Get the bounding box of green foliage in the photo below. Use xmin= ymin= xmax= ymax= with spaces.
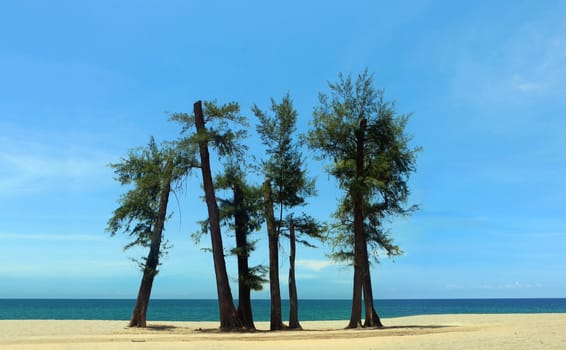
xmin=215 ymin=163 xmax=264 ymax=234
xmin=245 ymin=265 xmax=269 ymax=291
xmin=308 ymin=70 xmax=419 ymax=263
xmin=106 ymin=137 xmax=196 ymax=253
xmin=329 ymin=195 xmax=403 ymax=264
xmin=170 ymin=100 xmax=248 ymax=160
xmin=253 ymin=94 xmax=316 ymax=209
xmin=217 ymin=162 xmax=267 ymax=290
xmin=190 ymin=161 xmax=264 ymax=242
xmin=279 ymin=214 xmax=326 ymax=248
xmin=254 ymin=94 xmax=324 ymax=245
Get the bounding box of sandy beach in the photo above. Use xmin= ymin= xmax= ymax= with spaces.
xmin=1 ymin=314 xmax=565 ymax=350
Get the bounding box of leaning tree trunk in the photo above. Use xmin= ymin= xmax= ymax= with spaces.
xmin=194 ymin=100 xmax=242 ymax=331
xmin=234 ymin=183 xmax=255 ymax=330
xmin=129 ymin=161 xmax=173 ymax=327
xmin=347 ymin=119 xmax=368 ymax=329
xmin=361 ymin=237 xmax=383 ymax=328
xmin=263 ymin=180 xmax=285 ymax=331
xmin=288 ymin=218 xmax=302 ymax=329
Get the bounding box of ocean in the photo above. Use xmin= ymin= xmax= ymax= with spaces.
xmin=1 ymin=299 xmax=565 ymax=321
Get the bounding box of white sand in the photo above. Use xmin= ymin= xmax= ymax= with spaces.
xmin=1 ymin=314 xmax=565 ymax=349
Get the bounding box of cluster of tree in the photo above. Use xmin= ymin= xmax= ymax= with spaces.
xmin=107 ymin=70 xmax=419 ymax=331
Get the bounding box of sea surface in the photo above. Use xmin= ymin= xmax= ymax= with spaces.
xmin=1 ymin=298 xmax=565 ymax=321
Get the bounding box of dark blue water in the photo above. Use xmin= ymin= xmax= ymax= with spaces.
xmin=1 ymin=299 xmax=565 ymax=321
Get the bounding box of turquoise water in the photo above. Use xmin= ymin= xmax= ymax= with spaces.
xmin=1 ymin=299 xmax=565 ymax=321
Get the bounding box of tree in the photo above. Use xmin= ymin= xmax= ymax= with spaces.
xmin=107 ymin=137 xmax=195 ymax=327
xmin=171 ymin=100 xmax=248 ymax=331
xmin=308 ymin=71 xmax=419 ymax=328
xmin=261 ymin=179 xmax=283 ymax=330
xmin=280 ymin=214 xmax=324 ymax=329
xmin=254 ymin=94 xmax=322 ymax=330
xmin=194 ymin=161 xmax=267 ymax=330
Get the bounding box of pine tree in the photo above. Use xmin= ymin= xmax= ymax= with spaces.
xmin=308 ymin=70 xmax=419 ymax=328
xmin=254 ymin=94 xmax=323 ymax=330
xmin=107 ymin=137 xmax=195 ymax=327
xmin=171 ymin=100 xmax=248 ymax=331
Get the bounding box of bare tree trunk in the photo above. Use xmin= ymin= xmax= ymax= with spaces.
xmin=129 ymin=161 xmax=173 ymax=327
xmin=346 ymin=192 xmax=364 ymax=329
xmin=288 ymin=218 xmax=302 ymax=329
xmin=263 ymin=180 xmax=285 ymax=331
xmin=347 ymin=119 xmax=367 ymax=329
xmin=234 ymin=183 xmax=255 ymax=330
xmin=194 ymin=100 xmax=242 ymax=331
xmin=362 ymin=239 xmax=383 ymax=328
xmin=129 ymin=268 xmax=155 ymax=327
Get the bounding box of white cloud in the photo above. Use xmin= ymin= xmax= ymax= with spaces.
xmin=295 ymin=259 xmax=335 ymax=272
xmin=0 ymin=233 xmax=104 ymax=241
xmin=502 ymin=281 xmax=544 ymax=289
xmin=0 ymin=135 xmax=114 ymax=197
xmin=445 ymin=283 xmax=463 ymax=290
xmin=449 ymin=14 xmax=566 ymax=113
xmin=475 ymin=282 xmax=544 ymax=290
xmin=295 ymin=273 xmax=318 ymax=280
xmin=511 ymin=74 xmax=546 ymax=93
xmin=0 ymin=259 xmax=134 ymax=277
xmin=332 ymin=279 xmax=351 ymax=285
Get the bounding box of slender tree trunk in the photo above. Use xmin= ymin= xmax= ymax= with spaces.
xmin=347 ymin=190 xmax=364 ymax=329
xmin=347 ymin=119 xmax=367 ymax=329
xmin=288 ymin=217 xmax=302 ymax=329
xmin=361 ymin=238 xmax=383 ymax=328
xmin=263 ymin=180 xmax=285 ymax=330
xmin=129 ymin=161 xmax=173 ymax=327
xmin=234 ymin=183 xmax=255 ymax=330
xmin=194 ymin=100 xmax=242 ymax=331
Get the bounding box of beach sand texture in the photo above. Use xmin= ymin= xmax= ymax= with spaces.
xmin=1 ymin=314 xmax=565 ymax=349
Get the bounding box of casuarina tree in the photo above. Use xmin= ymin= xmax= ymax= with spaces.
xmin=254 ymin=94 xmax=322 ymax=330
xmin=171 ymin=100 xmax=248 ymax=331
xmin=194 ymin=160 xmax=267 ymax=330
xmin=308 ymin=71 xmax=419 ymax=328
xmin=107 ymin=137 xmax=195 ymax=327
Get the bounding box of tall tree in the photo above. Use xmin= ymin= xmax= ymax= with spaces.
xmin=171 ymin=100 xmax=248 ymax=331
xmin=308 ymin=71 xmax=419 ymax=328
xmin=261 ymin=179 xmax=283 ymax=330
xmin=253 ymin=94 xmax=321 ymax=330
xmin=107 ymin=137 xmax=195 ymax=327
xmin=280 ymin=214 xmax=324 ymax=329
xmin=195 ymin=161 xmax=267 ymax=330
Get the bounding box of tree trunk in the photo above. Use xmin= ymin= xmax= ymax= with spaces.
xmin=194 ymin=100 xmax=242 ymax=331
xmin=346 ymin=191 xmax=364 ymax=329
xmin=347 ymin=119 xmax=367 ymax=329
xmin=288 ymin=217 xmax=302 ymax=329
xmin=129 ymin=161 xmax=173 ymax=327
xmin=234 ymin=182 xmax=255 ymax=330
xmin=263 ymin=180 xmax=285 ymax=331
xmin=362 ymin=238 xmax=383 ymax=328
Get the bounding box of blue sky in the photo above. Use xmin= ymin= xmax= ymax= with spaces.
xmin=1 ymin=0 xmax=565 ymax=299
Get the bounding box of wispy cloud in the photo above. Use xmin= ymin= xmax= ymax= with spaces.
xmin=510 ymin=74 xmax=546 ymax=93
xmin=332 ymin=279 xmax=351 ymax=285
xmin=295 ymin=259 xmax=335 ymax=272
xmin=0 ymin=259 xmax=134 ymax=277
xmin=449 ymin=14 xmax=566 ymax=114
xmin=295 ymin=273 xmax=318 ymax=280
xmin=0 ymin=233 xmax=104 ymax=241
xmin=0 ymin=134 xmax=114 ymax=197
xmin=476 ymin=282 xmax=544 ymax=290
